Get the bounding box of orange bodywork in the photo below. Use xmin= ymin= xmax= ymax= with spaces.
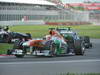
xmin=29 ymin=40 xmax=46 ymax=47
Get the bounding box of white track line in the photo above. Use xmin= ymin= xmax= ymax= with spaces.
xmin=0 ymin=59 xmax=100 ymax=65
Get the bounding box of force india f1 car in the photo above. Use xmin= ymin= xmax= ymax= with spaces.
xmin=8 ymin=27 xmax=92 ymax=58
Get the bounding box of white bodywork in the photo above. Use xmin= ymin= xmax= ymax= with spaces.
xmin=33 ymin=50 xmax=50 ymax=56
xmin=12 ymin=49 xmax=23 ymax=55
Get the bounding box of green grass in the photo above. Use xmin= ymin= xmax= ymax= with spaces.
xmin=10 ymin=25 xmax=100 ymax=38
xmin=0 ymin=43 xmax=13 ymax=54
xmin=0 ymin=25 xmax=100 ymax=54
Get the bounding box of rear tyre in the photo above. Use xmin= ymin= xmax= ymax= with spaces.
xmin=74 ymin=40 xmax=85 ymax=55
xmin=3 ymin=34 xmax=11 ymax=43
xmin=84 ymin=36 xmax=90 ymax=43
xmin=90 ymin=43 xmax=92 ymax=48
xmin=82 ymin=36 xmax=92 ymax=48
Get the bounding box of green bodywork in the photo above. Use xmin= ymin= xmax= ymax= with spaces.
xmin=53 ymin=39 xmax=67 ymax=55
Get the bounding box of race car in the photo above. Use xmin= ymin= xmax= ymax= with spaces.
xmin=55 ymin=27 xmax=92 ymax=49
xmin=8 ymin=27 xmax=86 ymax=58
xmin=0 ymin=27 xmax=31 ymax=43
xmin=0 ymin=32 xmax=31 ymax=43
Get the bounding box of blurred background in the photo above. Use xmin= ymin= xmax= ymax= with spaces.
xmin=0 ymin=0 xmax=100 ymax=26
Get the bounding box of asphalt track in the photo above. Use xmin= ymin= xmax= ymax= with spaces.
xmin=0 ymin=39 xmax=100 ymax=75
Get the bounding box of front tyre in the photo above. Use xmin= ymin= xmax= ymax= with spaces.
xmin=15 ymin=55 xmax=24 ymax=58
xmin=49 ymin=42 xmax=56 ymax=57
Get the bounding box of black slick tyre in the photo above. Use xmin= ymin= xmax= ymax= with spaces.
xmin=15 ymin=55 xmax=24 ymax=58
xmin=74 ymin=40 xmax=85 ymax=55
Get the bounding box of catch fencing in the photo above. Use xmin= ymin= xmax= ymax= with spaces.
xmin=89 ymin=13 xmax=100 ymax=25
xmin=0 ymin=9 xmax=91 ymax=26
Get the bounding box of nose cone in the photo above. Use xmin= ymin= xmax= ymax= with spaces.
xmin=22 ymin=40 xmax=38 ymax=46
xmin=22 ymin=41 xmax=30 ymax=46
xmin=29 ymin=40 xmax=44 ymax=46
xmin=22 ymin=40 xmax=33 ymax=46
xmin=22 ymin=40 xmax=45 ymax=47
